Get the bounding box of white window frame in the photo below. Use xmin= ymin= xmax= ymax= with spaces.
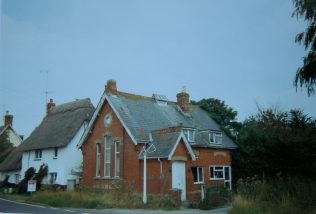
xmin=209 ymin=132 xmax=223 ymax=144
xmin=114 ymin=141 xmax=120 ymax=177
xmin=183 ymin=128 xmax=196 ymax=143
xmin=96 ymin=143 xmax=101 ymax=177
xmin=209 ymin=165 xmax=232 ymax=190
xmin=35 ymin=149 xmax=42 ymax=160
xmin=192 ymin=167 xmax=204 ymax=184
xmin=104 ymin=135 xmax=111 ymax=177
xmin=209 ymin=165 xmax=225 ymax=180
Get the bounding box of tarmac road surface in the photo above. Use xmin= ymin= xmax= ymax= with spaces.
xmin=0 ymin=197 xmax=229 ymax=214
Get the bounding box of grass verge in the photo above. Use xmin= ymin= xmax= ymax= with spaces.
xmin=0 ymin=186 xmax=179 ymax=210
xmin=229 ymin=177 xmax=316 ymax=214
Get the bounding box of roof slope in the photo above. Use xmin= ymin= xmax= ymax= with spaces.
xmin=108 ymin=92 xmax=236 ymax=149
xmin=0 ymin=147 xmax=22 ymax=172
xmin=80 ymin=90 xmax=236 ymax=149
xmin=20 ymin=98 xmax=95 ymax=151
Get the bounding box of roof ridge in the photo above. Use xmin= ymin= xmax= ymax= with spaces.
xmin=49 ymin=98 xmax=92 ymax=114
xmin=151 ymin=126 xmax=182 ymax=135
xmin=116 ymin=91 xmax=153 ymax=101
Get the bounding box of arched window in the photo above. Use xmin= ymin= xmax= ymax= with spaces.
xmin=104 ymin=135 xmax=112 ymax=177
xmin=114 ymin=141 xmax=120 ymax=177
xmin=96 ymin=143 xmax=101 ymax=177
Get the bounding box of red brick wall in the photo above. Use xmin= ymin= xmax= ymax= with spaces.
xmin=81 ymin=97 xmax=233 ymax=203
xmin=81 ymin=98 xmax=141 ymax=190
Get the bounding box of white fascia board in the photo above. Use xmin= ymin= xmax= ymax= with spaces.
xmin=77 ymin=92 xmax=138 ymax=148
xmin=168 ymin=131 xmax=196 ymax=161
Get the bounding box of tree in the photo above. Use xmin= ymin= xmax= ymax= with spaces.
xmin=233 ymin=107 xmax=316 ymax=182
xmin=0 ymin=131 xmax=13 ymax=163
xmin=292 ymin=0 xmax=316 ymax=96
xmin=18 ymin=167 xmax=36 ymax=193
xmin=192 ymin=98 xmax=241 ymax=138
xmin=33 ymin=164 xmax=48 ymax=190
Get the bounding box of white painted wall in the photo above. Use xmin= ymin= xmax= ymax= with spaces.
xmin=0 ymin=170 xmax=21 ymax=184
xmin=7 ymin=129 xmax=22 ymax=147
xmin=21 ymin=124 xmax=85 ymax=186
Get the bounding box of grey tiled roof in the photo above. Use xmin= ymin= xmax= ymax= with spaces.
xmin=107 ymin=92 xmax=237 ymax=149
xmin=20 ymin=98 xmax=95 ymax=151
xmin=139 ymin=129 xmax=182 ymax=159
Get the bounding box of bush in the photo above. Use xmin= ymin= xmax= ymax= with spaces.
xmin=230 ymin=177 xmax=316 ymax=214
xmin=18 ymin=167 xmax=35 ymax=193
xmin=33 ymin=164 xmax=48 ymax=191
xmin=199 ymin=184 xmax=232 ymax=210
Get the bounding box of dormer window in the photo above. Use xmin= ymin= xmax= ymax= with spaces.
xmin=183 ymin=128 xmax=196 ymax=142
xmin=209 ymin=131 xmax=222 ymax=144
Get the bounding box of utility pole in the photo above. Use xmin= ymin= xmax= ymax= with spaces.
xmin=143 ymin=133 xmax=153 ymax=205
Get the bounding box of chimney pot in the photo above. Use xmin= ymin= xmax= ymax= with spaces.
xmin=47 ymin=98 xmax=56 ymax=114
xmin=177 ymin=90 xmax=190 ymax=113
xmin=4 ymin=111 xmax=13 ymax=127
xmin=105 ymin=79 xmax=117 ymax=94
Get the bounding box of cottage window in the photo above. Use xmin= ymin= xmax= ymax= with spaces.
xmin=209 ymin=165 xmax=231 ymax=190
xmin=53 ymin=147 xmax=58 ymax=159
xmin=104 ymin=135 xmax=112 ymax=177
xmin=183 ymin=129 xmax=196 ymax=142
xmin=50 ymin=172 xmax=57 ymax=184
xmin=96 ymin=143 xmax=101 ymax=177
xmin=192 ymin=167 xmax=204 ymax=184
xmin=35 ymin=149 xmax=42 ymax=160
xmin=114 ymin=141 xmax=120 ymax=177
xmin=209 ymin=132 xmax=222 ymax=144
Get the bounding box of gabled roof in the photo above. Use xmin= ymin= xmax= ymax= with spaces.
xmin=78 ymin=88 xmax=237 ymax=150
xmin=20 ymin=98 xmax=95 ymax=151
xmin=138 ymin=127 xmax=196 ymax=160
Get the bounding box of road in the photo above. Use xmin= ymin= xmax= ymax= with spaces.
xmin=0 ymin=198 xmax=229 ymax=214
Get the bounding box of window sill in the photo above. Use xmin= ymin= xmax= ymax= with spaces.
xmin=53 ymin=157 xmax=57 ymax=159
xmin=34 ymin=158 xmax=41 ymax=161
xmin=210 ymin=178 xmax=224 ymax=181
xmin=93 ymin=176 xmax=121 ymax=180
xmin=194 ymin=181 xmax=204 ymax=185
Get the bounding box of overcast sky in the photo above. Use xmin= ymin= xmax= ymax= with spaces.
xmin=1 ymin=0 xmax=315 ymax=138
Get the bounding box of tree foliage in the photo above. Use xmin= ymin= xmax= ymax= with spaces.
xmin=0 ymin=131 xmax=13 ymax=163
xmin=192 ymin=98 xmax=241 ymax=138
xmin=33 ymin=164 xmax=48 ymax=191
xmin=292 ymin=0 xmax=316 ymax=95
xmin=233 ymin=108 xmax=316 ymax=181
xmin=18 ymin=167 xmax=36 ymax=193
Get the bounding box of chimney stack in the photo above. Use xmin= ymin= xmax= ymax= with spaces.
xmin=177 ymin=88 xmax=190 ymax=113
xmin=4 ymin=111 xmax=13 ymax=127
xmin=105 ymin=79 xmax=117 ymax=95
xmin=46 ymin=98 xmax=56 ymax=114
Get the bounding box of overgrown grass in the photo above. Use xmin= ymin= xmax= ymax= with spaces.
xmin=199 ymin=184 xmax=232 ymax=210
xmin=230 ymin=177 xmax=316 ymax=214
xmin=0 ymin=181 xmax=179 ymax=210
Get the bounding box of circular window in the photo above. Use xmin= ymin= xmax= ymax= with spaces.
xmin=104 ymin=113 xmax=112 ymax=127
